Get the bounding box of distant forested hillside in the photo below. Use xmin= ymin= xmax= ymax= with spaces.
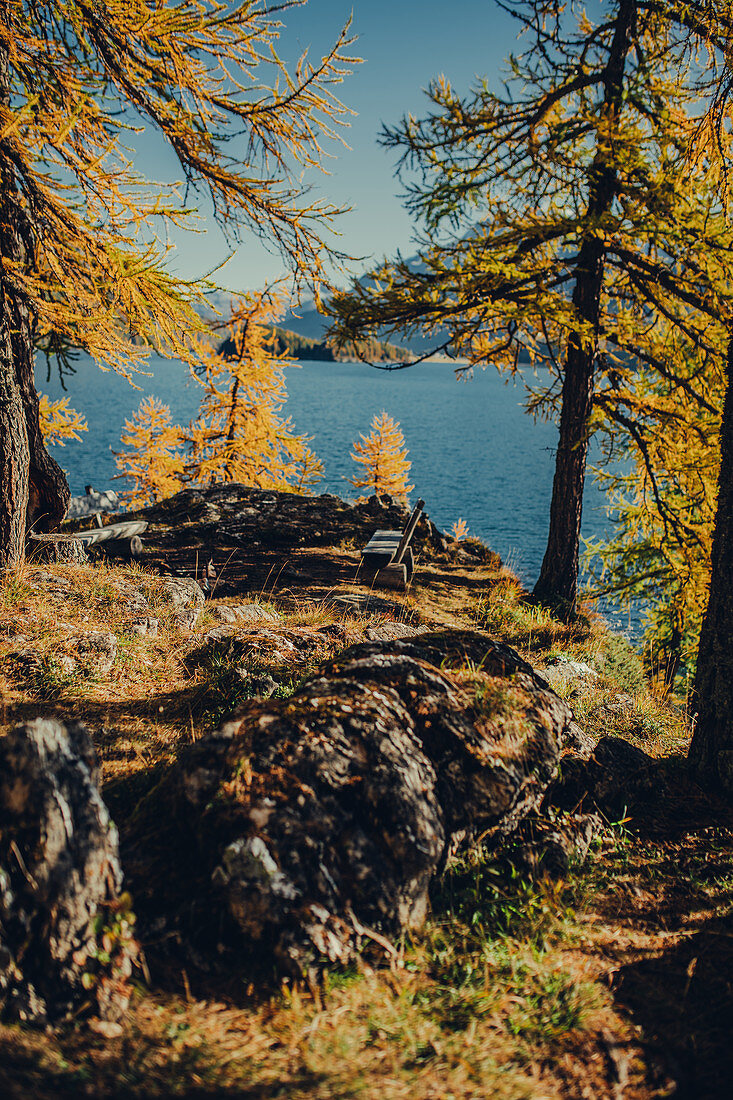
xmin=219 ymin=324 xmax=411 ymax=363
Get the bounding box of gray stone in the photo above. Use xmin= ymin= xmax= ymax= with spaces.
xmin=121 ymin=590 xmax=150 ymax=614
xmin=66 ymin=487 xmax=120 ymax=519
xmin=364 ymin=621 xmax=426 ymax=643
xmin=129 ymin=617 xmax=159 ymax=638
xmin=71 ymin=630 xmax=117 ymax=674
xmin=186 ymin=626 xmax=312 ymax=672
xmin=540 ymin=654 xmax=599 ymax=688
xmin=209 ymin=603 xmax=280 ymax=626
xmin=0 ymin=719 xmax=135 ymax=1024
xmin=172 ymin=607 xmax=202 ymax=631
xmin=161 ymin=577 xmax=205 ymax=610
xmin=26 ymin=570 xmax=69 ymax=589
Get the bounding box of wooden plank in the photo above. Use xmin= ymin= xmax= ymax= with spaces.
xmin=29 ymin=520 xmax=148 ymax=546
xmin=374 ymin=562 xmax=409 ymax=589
xmin=363 ymin=530 xmax=402 ymax=554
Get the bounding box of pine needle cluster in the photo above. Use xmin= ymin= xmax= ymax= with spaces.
xmin=38 ymin=395 xmax=88 ymax=447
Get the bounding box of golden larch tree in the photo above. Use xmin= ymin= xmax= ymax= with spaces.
xmin=115 ymin=396 xmax=186 ymax=510
xmin=186 ymin=291 xmax=324 ymax=491
xmin=0 ymin=1 xmax=357 ymax=564
xmin=328 ymin=1 xmax=733 ymax=619
xmin=349 ymin=411 xmax=413 ymax=503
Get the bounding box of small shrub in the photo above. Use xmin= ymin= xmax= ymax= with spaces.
xmin=598 ymin=633 xmax=646 ymax=693
xmin=507 ymin=966 xmax=596 ymax=1039
xmin=0 ymin=574 xmax=32 ymax=609
xmin=31 ymin=653 xmax=90 ymax=699
xmin=197 ymin=652 xmax=298 ymax=727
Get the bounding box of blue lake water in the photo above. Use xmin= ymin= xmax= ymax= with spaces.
xmin=38 ymin=354 xmax=635 ymax=631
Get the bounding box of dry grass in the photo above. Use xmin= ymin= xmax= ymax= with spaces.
xmin=0 ymin=547 xmax=729 ymax=1098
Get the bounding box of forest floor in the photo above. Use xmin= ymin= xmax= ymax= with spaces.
xmin=0 ymin=527 xmax=731 ymax=1099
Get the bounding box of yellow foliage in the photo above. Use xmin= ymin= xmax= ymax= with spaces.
xmin=349 ymin=411 xmax=414 ymax=503
xmin=2 ymin=2 xmax=358 ymax=382
xmin=586 ymin=321 xmax=727 ymax=688
xmin=115 ymin=396 xmax=185 ymax=510
xmin=115 ymin=293 xmax=324 ymax=503
xmin=451 ymin=518 xmax=469 ymax=540
xmin=38 ymin=394 xmax=87 ymax=446
xmin=186 ymin=291 xmax=323 ymax=492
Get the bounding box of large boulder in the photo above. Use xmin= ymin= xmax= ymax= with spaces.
xmin=0 ymin=720 xmax=136 ymax=1025
xmin=132 ymin=632 xmax=573 ymax=976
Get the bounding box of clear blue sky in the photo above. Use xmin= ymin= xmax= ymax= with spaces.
xmin=137 ymin=1 xmax=521 ymax=292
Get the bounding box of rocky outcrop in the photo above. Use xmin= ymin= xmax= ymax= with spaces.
xmin=126 ymin=486 xmax=457 ymax=591
xmin=66 ymin=487 xmax=120 ymax=519
xmin=160 ymin=576 xmax=205 ymax=609
xmin=133 ymin=631 xmax=573 ymax=977
xmin=209 ymin=603 xmax=281 ymax=626
xmin=547 ymin=735 xmax=663 ymax=819
xmin=0 ymin=720 xmax=136 ymax=1025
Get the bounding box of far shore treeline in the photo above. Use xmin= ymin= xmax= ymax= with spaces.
xmin=220 ymin=324 xmax=412 ymax=365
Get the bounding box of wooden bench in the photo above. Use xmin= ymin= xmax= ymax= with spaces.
xmin=360 ymin=499 xmax=425 ymax=589
xmin=29 ymin=520 xmax=148 ymax=560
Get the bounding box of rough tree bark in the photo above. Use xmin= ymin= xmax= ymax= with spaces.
xmin=689 ymin=335 xmax=733 ymax=795
xmin=0 ymin=35 xmax=69 ymax=567
xmin=533 ymin=0 xmax=636 ymax=617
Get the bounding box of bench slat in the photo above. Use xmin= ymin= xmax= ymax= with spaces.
xmin=363 ymin=530 xmax=402 ymax=553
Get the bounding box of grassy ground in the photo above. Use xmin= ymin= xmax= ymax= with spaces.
xmin=0 ymin=542 xmax=731 ymax=1098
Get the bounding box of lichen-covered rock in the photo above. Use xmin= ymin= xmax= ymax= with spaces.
xmin=364 ymin=620 xmax=425 ymax=642
xmin=540 ymin=654 xmax=599 ymax=689
xmin=185 ymin=626 xmax=321 ymax=674
xmin=209 ymin=603 xmax=281 ymax=626
xmin=129 ymin=617 xmax=159 ymax=637
xmin=66 ymin=487 xmax=120 ymax=519
xmin=139 ymin=631 xmax=572 ymax=976
xmin=161 ymin=577 xmax=205 ymax=610
xmin=0 ymin=720 xmax=136 ymax=1025
xmin=71 ymin=630 xmax=118 ymax=674
xmin=171 ymin=607 xmax=202 ymax=631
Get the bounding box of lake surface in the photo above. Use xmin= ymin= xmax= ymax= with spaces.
xmin=38 ymin=354 xmax=634 ymax=631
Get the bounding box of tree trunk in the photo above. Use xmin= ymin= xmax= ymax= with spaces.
xmin=689 ymin=335 xmax=733 ymax=795
xmin=0 ymin=292 xmax=30 ymax=566
xmin=0 ymin=36 xmax=68 ymax=568
xmin=532 ymin=0 xmax=636 ymax=618
xmin=532 ymin=257 xmax=600 ymax=616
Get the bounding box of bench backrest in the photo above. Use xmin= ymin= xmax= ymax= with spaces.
xmin=391 ymin=499 xmax=425 ymax=565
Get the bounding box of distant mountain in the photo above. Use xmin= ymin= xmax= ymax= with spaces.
xmin=280 ymin=297 xmax=449 ymax=358
xmin=199 ymin=264 xmax=458 ymax=359
xmin=219 ymin=324 xmax=412 ymax=364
